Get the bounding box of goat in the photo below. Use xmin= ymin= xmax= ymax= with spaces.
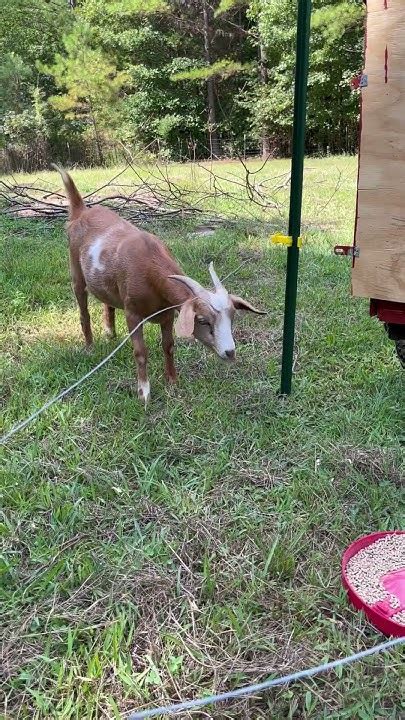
xmin=53 ymin=165 xmax=266 ymax=404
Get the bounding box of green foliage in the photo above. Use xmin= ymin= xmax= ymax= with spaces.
xmin=3 ymin=109 xmax=42 ymax=146
xmin=0 ymin=53 xmax=33 ymax=116
xmin=0 ymin=0 xmax=71 ymax=68
xmin=312 ymin=1 xmax=364 ymax=39
xmin=215 ymin=0 xmax=247 ymax=16
xmin=0 ymin=0 xmax=72 ymax=166
xmin=0 ymin=0 xmax=365 ymax=167
xmin=121 ymin=57 xmax=206 ymax=152
xmin=41 ymin=23 xmax=130 ymax=134
xmin=81 ymin=0 xmax=169 ymax=18
xmin=171 ymin=59 xmax=247 ymax=81
xmin=244 ymin=0 xmax=363 ymax=152
xmin=154 ymin=113 xmax=183 ymax=140
xmin=2 ymin=87 xmax=49 ymax=142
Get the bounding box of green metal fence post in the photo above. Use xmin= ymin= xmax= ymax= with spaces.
xmin=280 ymin=0 xmax=312 ymax=395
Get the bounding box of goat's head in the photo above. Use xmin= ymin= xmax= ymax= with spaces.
xmin=170 ymin=263 xmax=266 ymax=362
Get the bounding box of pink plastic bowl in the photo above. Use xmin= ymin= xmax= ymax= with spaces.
xmin=342 ymin=530 xmax=405 ymax=637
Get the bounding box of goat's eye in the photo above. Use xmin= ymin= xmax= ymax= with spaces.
xmin=196 ymin=316 xmax=209 ymax=325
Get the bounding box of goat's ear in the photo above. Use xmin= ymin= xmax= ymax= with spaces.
xmin=230 ymin=295 xmax=267 ymax=315
xmin=175 ymin=300 xmax=196 ymax=338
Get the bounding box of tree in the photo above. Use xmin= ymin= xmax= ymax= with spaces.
xmin=202 ymin=0 xmax=220 ymax=157
xmin=77 ymin=0 xmax=200 ymax=156
xmin=0 ymin=0 xmax=70 ymax=68
xmin=0 ymin=54 xmax=33 ymax=116
xmin=0 ymin=0 xmax=73 ymax=168
xmin=250 ymin=0 xmax=364 ymax=153
xmin=168 ymin=0 xmax=254 ymax=157
xmin=216 ymin=0 xmax=270 ymax=156
xmin=258 ymin=40 xmax=270 ymax=158
xmin=0 ymin=0 xmax=71 ymax=126
xmin=216 ymin=0 xmax=363 ymax=154
xmin=41 ymin=23 xmax=130 ymax=164
xmin=0 ymin=0 xmax=365 ymax=168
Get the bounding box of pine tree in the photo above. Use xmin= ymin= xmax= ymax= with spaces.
xmin=41 ymin=23 xmax=130 ymax=164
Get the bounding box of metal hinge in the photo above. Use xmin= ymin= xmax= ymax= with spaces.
xmin=334 ymin=245 xmax=360 ymax=258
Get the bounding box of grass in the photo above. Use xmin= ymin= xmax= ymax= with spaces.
xmin=1 ymin=156 xmax=404 ymax=720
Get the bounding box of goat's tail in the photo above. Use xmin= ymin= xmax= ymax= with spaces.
xmin=51 ymin=164 xmax=84 ymax=220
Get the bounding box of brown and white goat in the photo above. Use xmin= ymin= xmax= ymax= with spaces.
xmin=54 ymin=165 xmax=265 ymax=403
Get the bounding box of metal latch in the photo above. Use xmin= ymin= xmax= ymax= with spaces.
xmin=334 ymin=245 xmax=359 ymax=258
xmin=350 ymin=73 xmax=368 ymax=90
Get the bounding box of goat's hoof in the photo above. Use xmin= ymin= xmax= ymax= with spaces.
xmin=138 ymin=380 xmax=151 ymax=407
xmin=84 ymin=344 xmax=93 ymax=354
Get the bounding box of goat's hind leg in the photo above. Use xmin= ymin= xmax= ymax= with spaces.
xmin=103 ymin=304 xmax=116 ymax=339
xmin=71 ymin=270 xmax=93 ymax=349
xmin=125 ymin=307 xmax=150 ymax=405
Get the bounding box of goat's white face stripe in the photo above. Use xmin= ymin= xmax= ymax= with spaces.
xmin=214 ymin=311 xmax=235 ymax=357
xmin=202 ymin=289 xmax=236 ymax=357
xmin=209 ymin=289 xmax=229 ymax=312
xmin=88 ymin=235 xmax=106 ymax=272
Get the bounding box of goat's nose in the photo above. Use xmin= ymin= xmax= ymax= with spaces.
xmin=225 ymin=349 xmax=236 ymax=361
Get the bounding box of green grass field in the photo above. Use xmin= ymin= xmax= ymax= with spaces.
xmin=1 ymin=156 xmax=404 ymax=719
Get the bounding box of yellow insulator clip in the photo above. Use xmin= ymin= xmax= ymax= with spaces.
xmin=270 ymin=233 xmax=303 ymax=248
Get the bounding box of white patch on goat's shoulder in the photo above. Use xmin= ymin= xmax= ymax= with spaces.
xmin=88 ymin=235 xmax=106 ymax=272
xmin=138 ymin=379 xmax=151 ymax=406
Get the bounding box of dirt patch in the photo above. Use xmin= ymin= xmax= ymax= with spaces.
xmin=232 ymin=459 xmax=286 ymax=489
xmin=234 ymin=326 xmax=281 ymax=352
xmin=237 ymin=248 xmax=265 ymax=261
xmin=190 ymin=225 xmax=217 ymax=236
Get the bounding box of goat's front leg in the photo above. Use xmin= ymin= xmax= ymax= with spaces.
xmin=103 ymin=304 xmax=116 ymax=339
xmin=125 ymin=308 xmax=150 ymax=405
xmin=71 ymin=270 xmax=93 ymax=348
xmin=161 ymin=312 xmax=177 ymax=384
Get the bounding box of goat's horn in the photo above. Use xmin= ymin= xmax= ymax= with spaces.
xmin=208 ymin=262 xmax=224 ymax=291
xmin=169 ymin=274 xmax=206 ymax=298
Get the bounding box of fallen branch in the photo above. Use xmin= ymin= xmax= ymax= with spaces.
xmin=0 ymin=153 xmax=289 ymax=223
